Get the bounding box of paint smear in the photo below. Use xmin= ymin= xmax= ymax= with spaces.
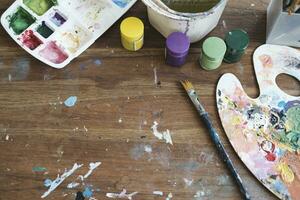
xmin=151 ymin=121 xmax=173 ymax=145
xmin=153 ymin=191 xmax=163 ymax=196
xmin=39 ymin=41 xmax=68 ymax=64
xmin=67 ymin=182 xmax=80 ymax=189
xmin=44 ymin=179 xmax=52 ymax=187
xmin=9 ymin=7 xmax=36 ymax=35
xmin=166 ymin=193 xmax=173 ymax=200
xmin=183 ymin=178 xmax=194 ymax=187
xmin=106 ymin=189 xmax=138 ymax=199
xmin=83 ymin=162 xmax=101 ymax=179
xmin=32 ymin=166 xmax=47 ymax=172
xmin=83 ymin=186 xmax=93 ymax=198
xmin=50 ymin=11 xmax=67 ymax=27
xmin=216 ymin=174 xmax=230 ymax=185
xmin=41 ymin=163 xmax=83 ymax=198
xmin=64 ymin=96 xmax=77 ymax=107
xmin=21 ymin=30 xmax=43 ymax=50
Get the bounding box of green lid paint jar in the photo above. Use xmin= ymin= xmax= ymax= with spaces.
xmin=224 ymin=29 xmax=249 ymax=63
xmin=200 ymin=37 xmax=226 ymax=70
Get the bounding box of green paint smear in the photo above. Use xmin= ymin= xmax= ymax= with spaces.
xmin=37 ymin=22 xmax=53 ymax=38
xmin=161 ymin=0 xmax=220 ymax=13
xmin=23 ymin=0 xmax=56 ymax=16
xmin=32 ymin=166 xmax=47 ymax=172
xmin=274 ymin=106 xmax=300 ymax=151
xmin=9 ymin=7 xmax=36 ymax=35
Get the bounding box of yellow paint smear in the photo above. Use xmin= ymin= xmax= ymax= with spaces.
xmin=277 ymin=162 xmax=295 ymax=184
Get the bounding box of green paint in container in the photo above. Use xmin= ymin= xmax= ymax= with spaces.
xmin=23 ymin=0 xmax=56 ymax=16
xmin=8 ymin=7 xmax=36 ymax=35
xmin=224 ymin=29 xmax=249 ymax=63
xmin=200 ymin=37 xmax=226 ymax=70
xmin=37 ymin=21 xmax=53 ymax=38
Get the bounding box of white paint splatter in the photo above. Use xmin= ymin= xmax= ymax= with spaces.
xmin=67 ymin=182 xmax=80 ymax=189
xmin=83 ymin=162 xmax=101 ymax=179
xmin=151 ymin=121 xmax=173 ymax=145
xmin=153 ymin=191 xmax=163 ymax=196
xmin=5 ymin=135 xmax=9 ymax=141
xmin=118 ymin=118 xmax=123 ymax=123
xmin=222 ymin=20 xmax=227 ymax=30
xmin=216 ymin=174 xmax=230 ymax=185
xmin=84 ymin=126 xmax=88 ymax=132
xmin=183 ymin=178 xmax=194 ymax=187
xmin=144 ymin=145 xmax=152 ymax=153
xmin=194 ymin=191 xmax=205 ymax=198
xmin=251 ymin=3 xmax=255 ymax=6
xmin=41 ymin=163 xmax=83 ymax=198
xmin=153 ymin=67 xmax=158 ymax=85
xmin=106 ymin=189 xmax=138 ymax=199
xmin=166 ymin=193 xmax=173 ymax=200
xmin=8 ymin=74 xmax=11 ymax=82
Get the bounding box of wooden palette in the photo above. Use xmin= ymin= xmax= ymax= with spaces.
xmin=216 ymin=44 xmax=300 ymax=200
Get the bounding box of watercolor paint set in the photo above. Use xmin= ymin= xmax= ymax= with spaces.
xmin=1 ymin=0 xmax=137 ymax=68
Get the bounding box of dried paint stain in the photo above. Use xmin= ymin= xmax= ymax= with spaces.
xmin=39 ymin=41 xmax=68 ymax=64
xmin=64 ymin=96 xmax=77 ymax=107
xmin=41 ymin=163 xmax=83 ymax=198
xmin=151 ymin=121 xmax=173 ymax=145
xmin=106 ymin=189 xmax=138 ymax=199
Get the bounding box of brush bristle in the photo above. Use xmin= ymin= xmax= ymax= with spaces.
xmin=180 ymin=80 xmax=194 ymax=91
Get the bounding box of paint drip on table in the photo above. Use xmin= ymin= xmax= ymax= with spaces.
xmin=0 ymin=0 xmax=137 ymax=68
xmin=42 ymin=162 xmax=101 ymax=198
xmin=217 ymin=44 xmax=300 ymax=200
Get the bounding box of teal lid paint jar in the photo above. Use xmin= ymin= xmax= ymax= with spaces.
xmin=200 ymin=37 xmax=226 ymax=70
xmin=224 ymin=29 xmax=249 ymax=63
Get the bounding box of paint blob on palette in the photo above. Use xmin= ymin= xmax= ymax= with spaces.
xmin=216 ymin=44 xmax=300 ymax=200
xmin=0 ymin=0 xmax=137 ymax=68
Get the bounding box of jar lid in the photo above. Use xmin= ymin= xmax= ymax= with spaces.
xmin=225 ymin=29 xmax=249 ymax=51
xmin=120 ymin=17 xmax=144 ymax=41
xmin=166 ymin=32 xmax=190 ymax=56
xmin=202 ymin=37 xmax=226 ymax=61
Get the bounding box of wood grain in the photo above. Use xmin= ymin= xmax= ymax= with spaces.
xmin=0 ymin=0 xmax=299 ymax=200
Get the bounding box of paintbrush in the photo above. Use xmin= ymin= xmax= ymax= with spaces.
xmin=288 ymin=0 xmax=300 ymax=14
xmin=180 ymin=80 xmax=251 ymax=200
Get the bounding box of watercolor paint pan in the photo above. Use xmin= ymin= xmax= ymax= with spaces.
xmin=1 ymin=0 xmax=137 ymax=69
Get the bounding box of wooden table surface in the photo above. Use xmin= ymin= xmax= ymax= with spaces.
xmin=0 ymin=0 xmax=299 ymax=199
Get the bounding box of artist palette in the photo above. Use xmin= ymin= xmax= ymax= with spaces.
xmin=217 ymin=44 xmax=300 ymax=199
xmin=1 ymin=0 xmax=137 ymax=68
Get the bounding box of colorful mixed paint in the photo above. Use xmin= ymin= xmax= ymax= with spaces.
xmin=1 ymin=0 xmax=137 ymax=68
xmin=217 ymin=44 xmax=300 ymax=200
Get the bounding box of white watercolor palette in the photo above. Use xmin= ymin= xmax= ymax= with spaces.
xmin=1 ymin=0 xmax=137 ymax=69
xmin=217 ymin=44 xmax=300 ymax=199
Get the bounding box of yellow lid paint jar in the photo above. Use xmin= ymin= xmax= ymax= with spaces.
xmin=120 ymin=17 xmax=144 ymax=51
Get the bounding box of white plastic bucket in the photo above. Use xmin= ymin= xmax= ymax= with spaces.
xmin=142 ymin=0 xmax=228 ymax=43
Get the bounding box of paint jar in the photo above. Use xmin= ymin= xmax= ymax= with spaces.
xmin=165 ymin=32 xmax=190 ymax=67
xmin=199 ymin=37 xmax=226 ymax=70
xmin=224 ymin=29 xmax=249 ymax=63
xmin=120 ymin=17 xmax=144 ymax=51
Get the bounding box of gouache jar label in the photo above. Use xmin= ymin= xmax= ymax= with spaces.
xmin=120 ymin=17 xmax=144 ymax=51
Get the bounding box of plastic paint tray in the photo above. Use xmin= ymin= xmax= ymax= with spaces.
xmin=1 ymin=0 xmax=137 ymax=69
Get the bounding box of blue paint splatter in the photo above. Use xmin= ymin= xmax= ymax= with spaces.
xmin=278 ymin=101 xmax=286 ymax=108
xmin=64 ymin=96 xmax=77 ymax=107
xmin=94 ymin=59 xmax=102 ymax=66
xmin=83 ymin=187 xmax=93 ymax=198
xmin=112 ymin=0 xmax=131 ymax=8
xmin=44 ymin=179 xmax=52 ymax=187
xmin=32 ymin=166 xmax=47 ymax=172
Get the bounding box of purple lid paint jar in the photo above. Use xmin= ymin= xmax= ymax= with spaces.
xmin=165 ymin=32 xmax=190 ymax=67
